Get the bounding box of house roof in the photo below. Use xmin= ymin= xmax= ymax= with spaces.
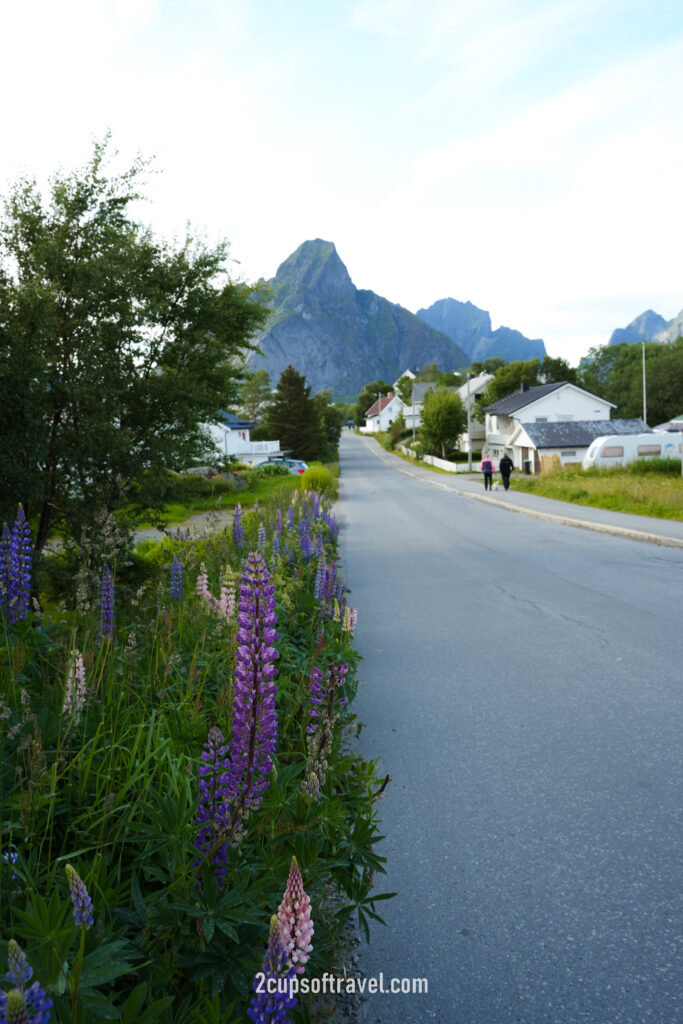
xmin=483 ymin=381 xmax=565 ymax=413
xmin=365 ymin=392 xmax=394 ymax=417
xmin=217 ymin=411 xmax=256 ymax=429
xmin=517 ymin=418 xmax=652 ymax=449
xmin=409 ymin=382 xmax=458 ymax=404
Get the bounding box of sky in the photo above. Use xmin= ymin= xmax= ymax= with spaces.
xmin=2 ymin=0 xmax=683 ymax=366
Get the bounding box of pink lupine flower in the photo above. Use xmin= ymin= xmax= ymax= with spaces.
xmin=278 ymin=856 xmax=313 ymax=974
xmin=196 ymin=565 xmax=211 ymax=602
xmin=63 ymin=652 xmax=87 ymax=725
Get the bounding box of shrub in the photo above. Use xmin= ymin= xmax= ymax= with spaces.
xmin=301 ymin=465 xmax=336 ymax=496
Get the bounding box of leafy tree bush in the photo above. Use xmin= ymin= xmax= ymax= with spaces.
xmin=263 ymin=365 xmax=327 ymax=461
xmin=419 ymin=388 xmax=466 ymax=458
xmin=0 ymin=136 xmax=266 ymax=554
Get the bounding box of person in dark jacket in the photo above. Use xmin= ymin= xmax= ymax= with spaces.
xmin=480 ymin=455 xmax=495 ymax=490
xmin=499 ymin=453 xmax=513 ymax=490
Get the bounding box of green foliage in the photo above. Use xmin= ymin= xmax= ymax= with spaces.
xmin=312 ymin=390 xmax=344 ymax=461
xmin=476 ymin=359 xmax=541 ymax=415
xmin=578 ymin=338 xmax=683 ymax=424
xmin=0 ymin=489 xmax=389 ymax=1020
xmin=0 ymin=136 xmax=266 ymax=552
xmin=237 ymin=369 xmax=272 ymax=422
xmin=300 ymin=465 xmax=336 ymax=496
xmin=419 ymin=388 xmax=466 ymax=458
xmin=394 ymin=374 xmax=414 ymax=405
xmin=263 ymin=365 xmax=327 ymax=461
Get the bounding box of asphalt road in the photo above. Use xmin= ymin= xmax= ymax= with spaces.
xmin=337 ymin=433 xmax=683 ymax=1024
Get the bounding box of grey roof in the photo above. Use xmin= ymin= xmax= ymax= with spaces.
xmin=519 ymin=418 xmax=652 ymax=449
xmin=484 ymin=381 xmax=565 ymax=413
xmin=410 ymin=382 xmax=457 ymax=403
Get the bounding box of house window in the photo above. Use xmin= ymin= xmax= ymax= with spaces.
xmin=637 ymin=444 xmax=661 ymax=456
xmin=535 ymin=417 xmax=548 ymax=423
xmin=600 ymin=445 xmax=624 ymax=458
xmin=561 ymin=450 xmax=576 ymax=457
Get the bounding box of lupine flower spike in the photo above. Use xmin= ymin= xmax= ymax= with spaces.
xmin=247 ymin=916 xmax=296 ymax=1024
xmin=0 ymin=507 xmax=33 ymax=624
xmin=170 ymin=555 xmax=183 ymax=600
xmin=278 ymin=857 xmax=314 ymax=974
xmin=65 ymin=864 xmax=94 ymax=928
xmin=232 ymin=503 xmax=245 ymax=550
xmin=97 ymin=565 xmax=115 ymax=642
xmin=62 ymin=653 xmax=87 ymax=725
xmin=194 ymin=726 xmax=232 ymax=885
xmin=0 ymin=939 xmax=52 ymax=1024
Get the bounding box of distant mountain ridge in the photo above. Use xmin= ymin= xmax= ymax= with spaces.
xmin=416 ymin=297 xmax=546 ymax=363
xmin=609 ymin=308 xmax=683 ymax=345
xmin=250 ymin=240 xmax=469 ymax=398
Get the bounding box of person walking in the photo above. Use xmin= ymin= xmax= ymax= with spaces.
xmin=499 ymin=452 xmax=513 ymax=490
xmin=480 ymin=454 xmax=495 ymax=491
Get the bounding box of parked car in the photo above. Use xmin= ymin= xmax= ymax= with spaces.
xmin=582 ymin=432 xmax=682 ymax=470
xmin=261 ymin=458 xmax=309 ymax=475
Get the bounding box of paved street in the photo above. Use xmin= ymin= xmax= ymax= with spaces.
xmin=337 ymin=433 xmax=683 ymax=1024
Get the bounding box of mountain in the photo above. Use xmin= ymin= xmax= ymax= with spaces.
xmin=608 ymin=308 xmax=683 ymax=345
xmin=416 ymin=297 xmax=546 ymax=363
xmin=249 ymin=240 xmax=469 ymax=398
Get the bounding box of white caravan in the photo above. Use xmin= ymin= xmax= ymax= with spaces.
xmin=582 ymin=432 xmax=683 ymax=470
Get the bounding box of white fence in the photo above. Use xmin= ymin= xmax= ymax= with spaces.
xmin=397 ymin=445 xmax=473 ymax=473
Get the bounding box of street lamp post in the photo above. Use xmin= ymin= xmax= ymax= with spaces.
xmin=467 ymin=373 xmax=472 ymax=472
xmin=642 ymin=341 xmax=648 ymax=426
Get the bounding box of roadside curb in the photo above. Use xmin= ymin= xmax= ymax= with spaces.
xmin=361 ymin=437 xmax=683 ymax=550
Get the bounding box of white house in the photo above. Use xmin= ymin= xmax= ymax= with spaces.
xmin=510 ymin=418 xmax=651 ymax=473
xmin=206 ymin=411 xmax=281 ymax=464
xmin=483 ymin=382 xmax=616 ymax=471
xmin=361 ymin=393 xmax=400 ymax=433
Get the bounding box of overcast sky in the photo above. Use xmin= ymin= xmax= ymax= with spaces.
xmin=2 ymin=0 xmax=683 ymax=365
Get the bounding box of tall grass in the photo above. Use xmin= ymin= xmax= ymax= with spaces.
xmin=511 ymin=459 xmax=683 ymax=519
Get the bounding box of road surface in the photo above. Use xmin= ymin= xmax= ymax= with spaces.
xmin=337 ymin=433 xmax=683 ymax=1024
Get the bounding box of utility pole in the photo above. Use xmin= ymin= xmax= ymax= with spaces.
xmin=467 ymin=373 xmax=473 ymax=472
xmin=642 ymin=341 xmax=647 ymax=426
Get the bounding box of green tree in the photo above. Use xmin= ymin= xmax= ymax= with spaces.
xmin=395 ymin=373 xmax=414 ymax=405
xmin=470 ymin=357 xmax=505 ymax=376
xmin=578 ymin=338 xmax=683 ymax=424
xmin=419 ymin=388 xmax=466 ymax=458
xmin=313 ymin=390 xmax=345 ymax=460
xmin=476 ymin=359 xmax=541 ymax=419
xmin=264 ymin=365 xmax=327 ymax=460
xmin=354 ymin=379 xmax=391 ymax=427
xmin=540 ymin=355 xmax=577 ymax=384
xmin=0 ymin=138 xmax=266 ymax=552
xmin=238 ymin=368 xmax=272 ymax=421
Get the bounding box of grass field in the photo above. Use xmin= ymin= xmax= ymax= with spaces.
xmin=510 ymin=460 xmax=683 ymax=520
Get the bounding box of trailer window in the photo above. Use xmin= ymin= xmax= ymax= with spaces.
xmin=600 ymin=445 xmax=623 ymax=458
xmin=637 ymin=444 xmax=661 ymax=455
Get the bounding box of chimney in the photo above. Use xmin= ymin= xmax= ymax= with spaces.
xmin=522 ymin=381 xmax=530 ymax=392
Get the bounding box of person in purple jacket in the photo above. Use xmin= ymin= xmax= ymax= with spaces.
xmin=480 ymin=454 xmax=495 ymax=490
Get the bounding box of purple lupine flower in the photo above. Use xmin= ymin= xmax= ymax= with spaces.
xmin=278 ymin=858 xmax=314 ymax=974
xmin=298 ymin=517 xmax=312 ymax=562
xmin=313 ymin=555 xmax=326 ymax=601
xmin=286 ymin=505 xmax=295 ymax=530
xmin=275 ymin=508 xmax=283 ymax=535
xmin=170 ymin=555 xmax=183 ymax=600
xmin=65 ymin=864 xmax=94 ymax=928
xmin=257 ymin=522 xmax=266 ymax=554
xmin=226 ymin=553 xmax=279 ymax=835
xmin=0 ymin=508 xmax=33 ymax=624
xmin=232 ymin=503 xmax=245 ymax=550
xmin=97 ymin=565 xmax=115 ymax=643
xmin=195 ymin=726 xmax=232 ymax=885
xmin=272 ymin=533 xmax=280 ymax=558
xmin=1 ymin=939 xmax=52 ymax=1024
xmin=247 ymin=916 xmax=297 ymax=1024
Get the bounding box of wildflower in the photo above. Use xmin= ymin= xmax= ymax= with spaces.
xmin=303 ymin=663 xmax=349 ymax=794
xmin=257 ymin=522 xmax=266 ymax=553
xmin=65 ymin=864 xmax=94 ymax=928
xmin=313 ymin=554 xmax=326 ymax=601
xmin=2 ymin=850 xmax=18 ymax=882
xmin=170 ymin=555 xmax=183 ymax=600
xmin=272 ymin=533 xmax=280 ymax=558
xmin=275 ymin=508 xmax=283 ymax=535
xmin=0 ymin=939 xmax=52 ymax=1024
xmin=0 ymin=507 xmax=33 ymax=624
xmin=286 ymin=505 xmax=295 ymax=530
xmin=195 ymin=726 xmax=232 ymax=885
xmin=97 ymin=565 xmax=115 ymax=643
xmin=298 ymin=517 xmax=312 ymax=562
xmin=226 ymin=553 xmax=279 ymax=835
xmin=278 ymin=857 xmax=314 ymax=974
xmin=342 ymin=606 xmax=358 ymax=633
xmin=62 ymin=653 xmax=87 ymax=726
xmin=247 ymin=916 xmax=296 ymax=1024
xmin=232 ymin=503 xmax=245 ymax=550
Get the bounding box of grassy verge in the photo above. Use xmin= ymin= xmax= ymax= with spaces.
xmin=509 ymin=460 xmax=683 ymax=520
